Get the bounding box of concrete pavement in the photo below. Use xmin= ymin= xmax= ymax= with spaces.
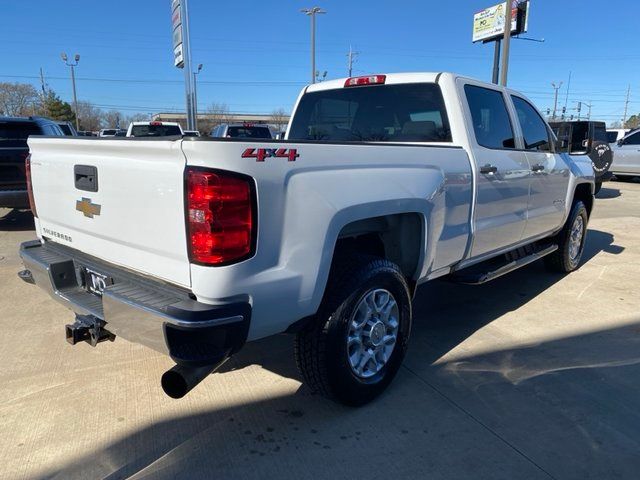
xmin=1 ymin=179 xmax=640 ymax=479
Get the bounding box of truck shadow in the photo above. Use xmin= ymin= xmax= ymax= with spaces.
xmin=35 ymin=228 xmax=628 ymax=480
xmin=41 ymin=322 xmax=640 ymax=479
xmin=0 ymin=208 xmax=34 ymax=232
xmin=596 ymin=187 xmax=621 ymax=199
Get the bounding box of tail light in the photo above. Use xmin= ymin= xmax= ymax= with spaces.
xmin=186 ymin=168 xmax=255 ymax=265
xmin=344 ymin=75 xmax=386 ymax=87
xmin=25 ymin=154 xmax=37 ymax=217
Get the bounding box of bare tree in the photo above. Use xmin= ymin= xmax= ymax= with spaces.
xmin=75 ymin=101 xmax=103 ymax=132
xmin=101 ymin=110 xmax=122 ymax=129
xmin=270 ymin=107 xmax=289 ymax=132
xmin=0 ymin=82 xmax=39 ymax=116
xmin=202 ymin=102 xmax=232 ymax=133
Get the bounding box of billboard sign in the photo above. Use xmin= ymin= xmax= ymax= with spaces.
xmin=171 ymin=0 xmax=184 ymax=68
xmin=472 ymin=1 xmax=529 ymax=43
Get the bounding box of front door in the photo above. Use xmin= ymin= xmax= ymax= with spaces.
xmin=510 ymin=95 xmax=571 ymax=238
xmin=462 ymin=83 xmax=531 ymax=257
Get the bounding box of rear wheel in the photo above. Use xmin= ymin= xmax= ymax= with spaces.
xmin=294 ymin=254 xmax=412 ymax=406
xmin=545 ymin=201 xmax=589 ymax=273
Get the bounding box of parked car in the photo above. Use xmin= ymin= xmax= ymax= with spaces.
xmin=0 ymin=116 xmax=63 ymax=209
xmin=126 ymin=121 xmax=183 ymax=137
xmin=19 ymin=72 xmax=594 ymax=405
xmin=210 ymin=123 xmax=272 ymax=139
xmin=610 ymin=129 xmax=640 ymax=180
xmin=607 ymin=128 xmax=630 ymax=144
xmin=56 ymin=121 xmax=78 ymax=136
xmin=183 ymin=130 xmax=201 ymax=137
xmin=549 ymin=121 xmax=613 ymax=193
xmin=114 ymin=129 xmax=127 ymax=137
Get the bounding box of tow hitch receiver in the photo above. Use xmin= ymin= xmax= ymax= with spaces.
xmin=66 ymin=314 xmax=115 ymax=347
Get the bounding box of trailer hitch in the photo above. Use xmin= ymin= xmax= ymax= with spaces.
xmin=65 ymin=314 xmax=115 ymax=347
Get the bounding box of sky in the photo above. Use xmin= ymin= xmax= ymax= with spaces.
xmin=2 ymin=0 xmax=638 ymax=125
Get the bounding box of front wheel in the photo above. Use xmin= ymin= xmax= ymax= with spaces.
xmin=295 ymin=255 xmax=412 ymax=406
xmin=545 ymin=201 xmax=589 ymax=273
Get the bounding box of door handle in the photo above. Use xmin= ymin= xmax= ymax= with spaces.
xmin=480 ymin=164 xmax=498 ymax=174
xmin=531 ymin=164 xmax=545 ymax=173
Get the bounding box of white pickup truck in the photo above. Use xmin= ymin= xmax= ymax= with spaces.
xmin=19 ymin=73 xmax=595 ymax=405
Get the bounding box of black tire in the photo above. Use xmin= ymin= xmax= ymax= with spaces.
xmin=594 ymin=181 xmax=602 ymax=195
xmin=544 ymin=201 xmax=589 ymax=273
xmin=294 ymin=254 xmax=412 ymax=406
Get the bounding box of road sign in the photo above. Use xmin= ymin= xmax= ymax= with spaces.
xmin=171 ymin=0 xmax=184 ymax=68
xmin=472 ymin=1 xmax=529 ymax=43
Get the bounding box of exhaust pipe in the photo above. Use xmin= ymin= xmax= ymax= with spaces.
xmin=161 ymin=360 xmax=227 ymax=399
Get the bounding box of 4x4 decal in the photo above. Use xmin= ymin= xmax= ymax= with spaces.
xmin=242 ymin=148 xmax=299 ymax=162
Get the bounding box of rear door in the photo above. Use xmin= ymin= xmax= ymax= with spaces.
xmin=510 ymin=95 xmax=570 ymax=238
xmin=461 ymin=82 xmax=531 ymax=257
xmin=28 ymin=137 xmax=191 ymax=287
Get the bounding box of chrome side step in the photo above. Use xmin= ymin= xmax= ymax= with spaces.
xmin=451 ymin=244 xmax=558 ymax=285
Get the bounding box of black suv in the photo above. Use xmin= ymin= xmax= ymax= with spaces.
xmin=0 ymin=117 xmax=63 ymax=209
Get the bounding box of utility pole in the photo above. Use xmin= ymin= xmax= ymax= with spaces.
xmin=61 ymin=53 xmax=80 ymax=131
xmin=347 ymin=45 xmax=359 ymax=77
xmin=39 ymin=67 xmax=48 ymax=116
xmin=491 ymin=39 xmax=501 ymax=84
xmin=551 ymin=82 xmax=563 ymax=120
xmin=563 ymin=71 xmax=571 ymax=111
xmin=499 ymin=1 xmax=512 ymax=86
xmin=622 ymin=85 xmax=631 ymax=128
xmin=192 ymin=63 xmax=203 ymax=131
xmin=301 ymin=7 xmax=326 ymax=84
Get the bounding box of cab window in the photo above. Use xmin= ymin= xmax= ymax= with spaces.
xmin=464 ymin=85 xmax=515 ymax=149
xmin=511 ymin=96 xmax=552 ymax=152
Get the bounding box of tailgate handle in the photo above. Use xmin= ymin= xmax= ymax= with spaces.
xmin=74 ymin=165 xmax=98 ymax=192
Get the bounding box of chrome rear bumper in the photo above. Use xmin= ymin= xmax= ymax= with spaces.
xmin=19 ymin=240 xmax=250 ymax=367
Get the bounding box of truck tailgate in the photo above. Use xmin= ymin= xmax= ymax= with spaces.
xmin=28 ymin=137 xmax=191 ymax=287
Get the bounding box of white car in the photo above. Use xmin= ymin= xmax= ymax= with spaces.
xmin=126 ymin=121 xmax=183 ymax=137
xmin=606 ymin=128 xmax=630 ymax=144
xmin=611 ymin=129 xmax=640 ymax=179
xmin=20 ymin=72 xmax=594 ymax=405
xmin=98 ymin=129 xmax=117 ymax=137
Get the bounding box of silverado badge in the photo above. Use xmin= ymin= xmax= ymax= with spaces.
xmin=76 ymin=197 xmax=101 ymax=218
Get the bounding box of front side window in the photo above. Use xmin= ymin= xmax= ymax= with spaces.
xmin=464 ymin=85 xmax=515 ymax=149
xmin=511 ymin=96 xmax=552 ymax=152
xmin=288 ymin=83 xmax=452 ymax=143
xmin=623 ymin=132 xmax=640 ymax=145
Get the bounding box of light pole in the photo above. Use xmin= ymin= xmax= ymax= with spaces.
xmin=61 ymin=52 xmax=80 ymax=131
xmin=192 ymin=63 xmax=203 ymax=131
xmin=551 ymin=82 xmax=563 ymax=120
xmin=301 ymin=7 xmax=326 ymax=84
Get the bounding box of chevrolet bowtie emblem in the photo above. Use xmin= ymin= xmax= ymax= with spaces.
xmin=76 ymin=197 xmax=101 ymax=218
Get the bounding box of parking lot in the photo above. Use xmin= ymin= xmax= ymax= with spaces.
xmin=0 ymin=180 xmax=639 ymax=480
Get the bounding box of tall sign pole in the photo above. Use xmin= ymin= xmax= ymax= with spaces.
xmin=499 ymin=1 xmax=511 ymax=86
xmin=172 ymin=0 xmax=195 ymax=130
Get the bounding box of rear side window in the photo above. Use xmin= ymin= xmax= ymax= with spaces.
xmin=464 ymin=85 xmax=515 ymax=149
xmin=226 ymin=126 xmax=272 ymax=138
xmin=288 ymin=83 xmax=452 ymax=142
xmin=511 ymin=96 xmax=552 ymax=152
xmin=606 ymin=131 xmax=618 ymax=143
xmin=0 ymin=122 xmax=40 ymax=142
xmin=130 ymin=124 xmax=182 ymax=137
xmin=592 ymin=124 xmax=608 ymax=143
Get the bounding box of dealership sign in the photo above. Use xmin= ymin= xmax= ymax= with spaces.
xmin=472 ymin=1 xmax=529 ymax=43
xmin=171 ymin=0 xmax=184 ymax=68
